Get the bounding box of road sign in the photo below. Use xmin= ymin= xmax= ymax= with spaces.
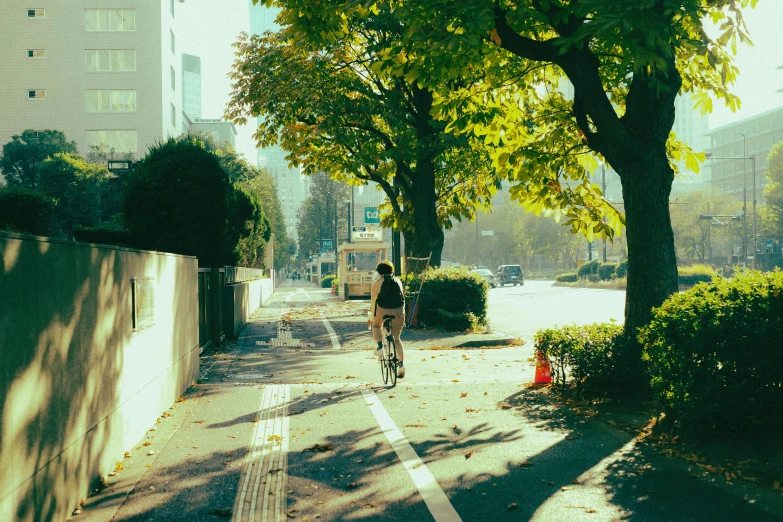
xmin=364 ymin=207 xmax=380 ymax=224
xmin=351 ymin=226 xmax=382 ymax=242
xmin=321 ymin=239 xmax=333 ymax=250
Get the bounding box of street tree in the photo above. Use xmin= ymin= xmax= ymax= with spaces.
xmin=295 ymin=172 xmax=349 ymax=261
xmin=762 ymin=141 xmax=783 ymax=238
xmin=226 ymin=11 xmax=499 ymax=267
xmin=0 ymin=130 xmax=78 ymax=188
xmin=669 ymin=191 xmax=740 ymax=262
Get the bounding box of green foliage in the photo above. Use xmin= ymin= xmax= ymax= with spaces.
xmin=616 ymin=261 xmax=628 ymax=278
xmin=72 ymin=226 xmax=136 ymax=248
xmin=124 ymin=137 xmax=262 ymax=267
xmin=230 ymin=185 xmax=271 ymax=268
xmin=321 ymin=274 xmax=337 ymax=288
xmin=763 ymin=141 xmax=783 ymax=238
xmin=597 ymin=262 xmax=618 ymax=281
xmin=677 ymin=263 xmax=716 ymax=285
xmin=0 ymin=187 xmax=55 ymax=236
xmin=535 ymin=322 xmax=625 ymax=395
xmin=0 ymin=129 xmax=78 ymax=188
xmin=577 ymin=260 xmax=600 ymax=278
xmin=296 ymin=172 xmax=349 ymax=260
xmin=555 ymin=272 xmax=578 ymax=283
xmin=639 ymin=271 xmax=783 ymax=438
xmin=670 ymin=191 xmax=741 ymax=262
xmin=417 ymin=267 xmax=487 ymax=331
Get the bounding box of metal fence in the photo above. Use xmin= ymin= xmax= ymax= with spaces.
xmin=224 ymin=266 xmax=267 ymax=285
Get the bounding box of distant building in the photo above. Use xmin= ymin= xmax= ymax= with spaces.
xmin=671 ymin=92 xmax=711 ymax=194
xmin=186 ymin=119 xmax=237 ymax=149
xmin=181 ymin=53 xmax=202 ymax=123
xmin=706 ymin=106 xmax=783 ymax=205
xmin=0 ymin=1 xmax=185 ymax=159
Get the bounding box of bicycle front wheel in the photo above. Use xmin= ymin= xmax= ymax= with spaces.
xmin=380 ymin=345 xmax=390 ymax=385
xmin=387 ymin=336 xmax=397 ymax=387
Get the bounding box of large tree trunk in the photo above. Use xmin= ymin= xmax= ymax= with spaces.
xmin=403 ymin=164 xmax=444 ymax=270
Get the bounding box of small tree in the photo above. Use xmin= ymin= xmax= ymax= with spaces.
xmin=124 ymin=137 xmax=261 ymax=267
xmin=0 ymin=130 xmax=78 ymax=188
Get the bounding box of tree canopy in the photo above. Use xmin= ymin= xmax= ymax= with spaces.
xmin=0 ymin=129 xmax=78 ymax=188
xmin=295 ymin=171 xmax=349 ymax=261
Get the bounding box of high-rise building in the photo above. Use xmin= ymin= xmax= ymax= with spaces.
xmin=670 ymin=92 xmax=711 ymax=195
xmin=248 ymin=0 xmax=308 ymax=242
xmin=0 ymin=1 xmax=185 ymax=159
xmin=181 ymin=53 xmax=202 ymax=123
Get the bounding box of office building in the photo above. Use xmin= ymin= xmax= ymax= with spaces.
xmin=0 ymin=1 xmax=186 ymax=159
xmin=181 ymin=53 xmax=201 ymax=123
xmin=186 ymin=118 xmax=237 ymax=149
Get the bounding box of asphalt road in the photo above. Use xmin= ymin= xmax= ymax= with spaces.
xmin=77 ymin=281 xmax=783 ymax=522
xmin=487 ymin=280 xmax=626 ymax=342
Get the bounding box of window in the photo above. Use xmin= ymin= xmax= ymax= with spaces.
xmin=85 ymin=49 xmax=136 ymax=72
xmin=171 ymin=104 xmax=176 ymax=127
xmin=86 ymin=130 xmax=137 ymax=153
xmin=28 ymin=89 xmax=46 ymax=99
xmin=85 ymin=90 xmax=136 ymax=113
xmin=84 ymin=9 xmax=135 ymax=31
xmin=170 ymin=30 xmax=175 ymax=54
xmin=170 ymin=66 xmax=175 ymax=90
xmin=27 ymin=8 xmax=45 ymax=18
xmin=27 ymin=49 xmax=46 ymax=58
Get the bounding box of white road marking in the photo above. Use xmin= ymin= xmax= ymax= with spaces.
xmin=362 ymin=388 xmax=463 ymax=522
xmin=319 ymin=311 xmax=342 ymax=350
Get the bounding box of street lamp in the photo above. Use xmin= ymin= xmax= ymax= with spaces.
xmin=704 ymin=151 xmax=756 ymax=268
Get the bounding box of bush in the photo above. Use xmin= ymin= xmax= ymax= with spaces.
xmin=417 ymin=267 xmax=487 ymax=331
xmin=616 ymin=261 xmax=628 ymax=278
xmin=535 ymin=322 xmax=625 ymax=395
xmin=0 ymin=187 xmax=55 ymax=236
xmin=639 ymin=271 xmax=783 ymax=438
xmin=597 ymin=262 xmax=617 ymax=281
xmin=677 ymin=263 xmax=716 ymax=286
xmin=321 ymin=274 xmax=337 ymax=288
xmin=73 ymin=226 xmax=135 ymax=248
xmin=577 ymin=259 xmax=600 ymax=278
xmin=555 ymin=272 xmax=578 ymax=283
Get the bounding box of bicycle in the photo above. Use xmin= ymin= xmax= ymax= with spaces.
xmin=380 ymin=314 xmax=399 ymax=386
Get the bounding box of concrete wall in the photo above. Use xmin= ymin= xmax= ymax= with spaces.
xmin=223 ymin=278 xmax=275 ymax=340
xmin=0 ymin=231 xmax=199 ymax=522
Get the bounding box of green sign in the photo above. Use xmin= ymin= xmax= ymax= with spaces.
xmin=322 ymin=239 xmax=333 ymax=250
xmin=364 ymin=207 xmax=380 ymax=224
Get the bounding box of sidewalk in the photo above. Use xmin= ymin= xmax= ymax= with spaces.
xmin=75 ymin=282 xmax=783 ymax=521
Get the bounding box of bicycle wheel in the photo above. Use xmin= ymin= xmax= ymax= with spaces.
xmin=380 ymin=341 xmax=390 ymax=384
xmin=387 ymin=336 xmax=397 ymax=387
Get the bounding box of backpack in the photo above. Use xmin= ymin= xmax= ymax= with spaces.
xmin=376 ymin=274 xmax=404 ymax=309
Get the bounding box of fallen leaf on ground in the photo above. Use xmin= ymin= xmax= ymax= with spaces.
xmin=451 ymin=379 xmax=460 ymax=382
xmin=405 ymin=424 xmax=427 ymax=428
xmin=507 ymin=503 xmax=519 ymax=510
xmin=465 ymin=451 xmax=473 ymax=459
xmin=460 ymin=392 xmax=468 ymax=398
xmin=192 ymin=419 xmax=206 ymax=424
xmin=303 ymin=443 xmax=334 ymax=453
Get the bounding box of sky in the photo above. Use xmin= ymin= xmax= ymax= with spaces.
xmin=179 ymin=1 xmax=783 ymax=163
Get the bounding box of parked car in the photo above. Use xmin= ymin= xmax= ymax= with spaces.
xmin=496 ymin=264 xmax=524 ymax=286
xmin=471 ymin=268 xmax=497 ymax=288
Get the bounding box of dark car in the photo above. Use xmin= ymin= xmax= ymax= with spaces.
xmin=497 ymin=265 xmax=524 ymax=286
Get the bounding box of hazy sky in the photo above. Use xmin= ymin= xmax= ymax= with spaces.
xmin=181 ymin=1 xmax=783 ymax=162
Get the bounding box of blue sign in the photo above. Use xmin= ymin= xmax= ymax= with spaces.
xmin=364 ymin=207 xmax=380 ymax=224
xmin=321 ymin=239 xmax=333 ymax=250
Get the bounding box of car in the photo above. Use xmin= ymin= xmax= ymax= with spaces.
xmin=496 ymin=264 xmax=524 ymax=286
xmin=470 ymin=268 xmax=497 ymax=288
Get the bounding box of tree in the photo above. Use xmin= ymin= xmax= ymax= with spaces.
xmin=36 ymin=153 xmax=110 ymax=237
xmin=295 ymin=172 xmax=349 ymax=261
xmin=763 ymin=141 xmax=783 ymax=238
xmin=0 ymin=130 xmax=78 ymax=187
xmin=669 ymin=191 xmax=740 ymax=263
xmin=124 ymin=137 xmax=264 ymax=267
xmin=226 ymin=12 xmax=499 ymax=268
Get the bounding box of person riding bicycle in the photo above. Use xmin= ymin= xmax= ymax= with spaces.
xmin=369 ymin=260 xmax=406 ymax=378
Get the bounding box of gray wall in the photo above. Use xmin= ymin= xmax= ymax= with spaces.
xmin=0 ymin=232 xmax=199 ymax=522
xmin=223 ymin=278 xmax=274 ymax=340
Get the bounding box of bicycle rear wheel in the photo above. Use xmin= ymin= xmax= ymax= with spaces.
xmin=387 ymin=336 xmax=397 ymax=387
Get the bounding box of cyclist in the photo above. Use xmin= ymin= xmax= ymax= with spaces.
xmin=369 ymin=260 xmax=406 ymax=378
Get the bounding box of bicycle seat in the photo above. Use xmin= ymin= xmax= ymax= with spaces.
xmin=383 ymin=314 xmax=396 ymax=320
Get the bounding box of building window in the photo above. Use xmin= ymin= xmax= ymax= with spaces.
xmin=171 ymin=104 xmax=176 ymax=127
xmin=84 ymin=9 xmax=135 ymax=31
xmin=27 ymin=49 xmax=46 ymax=58
xmin=27 ymin=8 xmax=45 ymax=18
xmin=86 ymin=130 xmax=138 ymax=153
xmin=170 ymin=67 xmax=175 ymax=90
xmin=85 ymin=49 xmax=136 ymax=72
xmin=170 ymin=30 xmax=175 ymax=54
xmin=28 ymin=89 xmax=46 ymax=99
xmin=85 ymin=90 xmax=137 ymax=113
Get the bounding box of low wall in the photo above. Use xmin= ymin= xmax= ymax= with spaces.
xmin=0 ymin=232 xmax=199 ymax=522
xmin=223 ymin=278 xmax=275 ymax=340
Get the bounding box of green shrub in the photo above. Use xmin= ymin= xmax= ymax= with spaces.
xmin=73 ymin=226 xmax=135 ymax=247
xmin=616 ymin=261 xmax=628 ymax=278
xmin=597 ymin=262 xmax=618 ymax=281
xmin=639 ymin=271 xmax=783 ymax=438
xmin=321 ymin=274 xmax=337 ymax=288
xmin=578 ymin=260 xmax=600 ymax=278
xmin=417 ymin=267 xmax=487 ymax=331
xmin=677 ymin=263 xmax=716 ymax=286
xmin=535 ymin=322 xmax=625 ymax=395
xmin=0 ymin=187 xmax=55 ymax=236
xmin=555 ymin=272 xmax=578 ymax=283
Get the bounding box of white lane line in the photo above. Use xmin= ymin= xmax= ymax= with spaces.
xmin=319 ymin=311 xmax=342 ymax=350
xmin=362 ymin=389 xmax=463 ymax=522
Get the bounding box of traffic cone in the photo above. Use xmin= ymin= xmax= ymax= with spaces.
xmin=534 ymin=351 xmax=552 ymax=384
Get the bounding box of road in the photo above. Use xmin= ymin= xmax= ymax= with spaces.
xmin=79 ymin=281 xmax=782 ymax=522
xmin=487 ymin=280 xmax=626 ymax=342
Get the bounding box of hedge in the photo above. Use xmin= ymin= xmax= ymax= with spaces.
xmin=417 ymin=267 xmax=487 ymax=331
xmin=597 ymin=262 xmax=617 ymax=281
xmin=321 ymin=274 xmax=337 ymax=288
xmin=677 ymin=263 xmax=716 ymax=286
xmin=555 ymin=272 xmax=578 ymax=283
xmin=639 ymin=270 xmax=783 ymax=438
xmin=577 ymin=260 xmax=600 ymax=278
xmin=616 ymin=261 xmax=628 ymax=278
xmin=0 ymin=187 xmax=55 ymax=236
xmin=72 ymin=226 xmax=136 ymax=248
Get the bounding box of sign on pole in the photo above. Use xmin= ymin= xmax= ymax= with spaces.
xmin=321 ymin=239 xmax=333 ymax=250
xmin=351 ymin=226 xmax=382 ymax=242
xmin=364 ymin=207 xmax=380 ymax=224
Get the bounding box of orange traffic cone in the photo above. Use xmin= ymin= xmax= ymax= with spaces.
xmin=534 ymin=352 xmax=552 ymax=384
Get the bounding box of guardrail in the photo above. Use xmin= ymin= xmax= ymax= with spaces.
xmin=224 ymin=266 xmax=267 ymax=284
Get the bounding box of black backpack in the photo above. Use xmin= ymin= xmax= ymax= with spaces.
xmin=376 ymin=274 xmax=404 ymax=309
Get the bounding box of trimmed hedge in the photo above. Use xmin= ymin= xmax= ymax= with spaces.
xmin=555 ymin=272 xmax=578 ymax=283
xmin=535 ymin=322 xmax=624 ymax=395
xmin=597 ymin=262 xmax=617 ymax=281
xmin=321 ymin=274 xmax=337 ymax=288
xmin=639 ymin=271 xmax=783 ymax=438
xmin=72 ymin=226 xmax=136 ymax=248
xmin=577 ymin=260 xmax=600 ymax=278
xmin=677 ymin=263 xmax=716 ymax=286
xmin=616 ymin=261 xmax=628 ymax=278
xmin=417 ymin=267 xmax=487 ymax=331
xmin=0 ymin=187 xmax=55 ymax=236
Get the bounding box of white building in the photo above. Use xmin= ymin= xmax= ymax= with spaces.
xmin=0 ymin=1 xmax=185 ymax=159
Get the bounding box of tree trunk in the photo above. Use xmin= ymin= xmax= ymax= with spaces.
xmin=403 ymin=167 xmax=444 ymax=270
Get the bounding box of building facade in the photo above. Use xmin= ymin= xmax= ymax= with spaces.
xmin=0 ymin=1 xmax=184 ymax=159
xmin=181 ymin=53 xmax=201 ymax=123
xmin=707 ymin=106 xmax=783 ymax=206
